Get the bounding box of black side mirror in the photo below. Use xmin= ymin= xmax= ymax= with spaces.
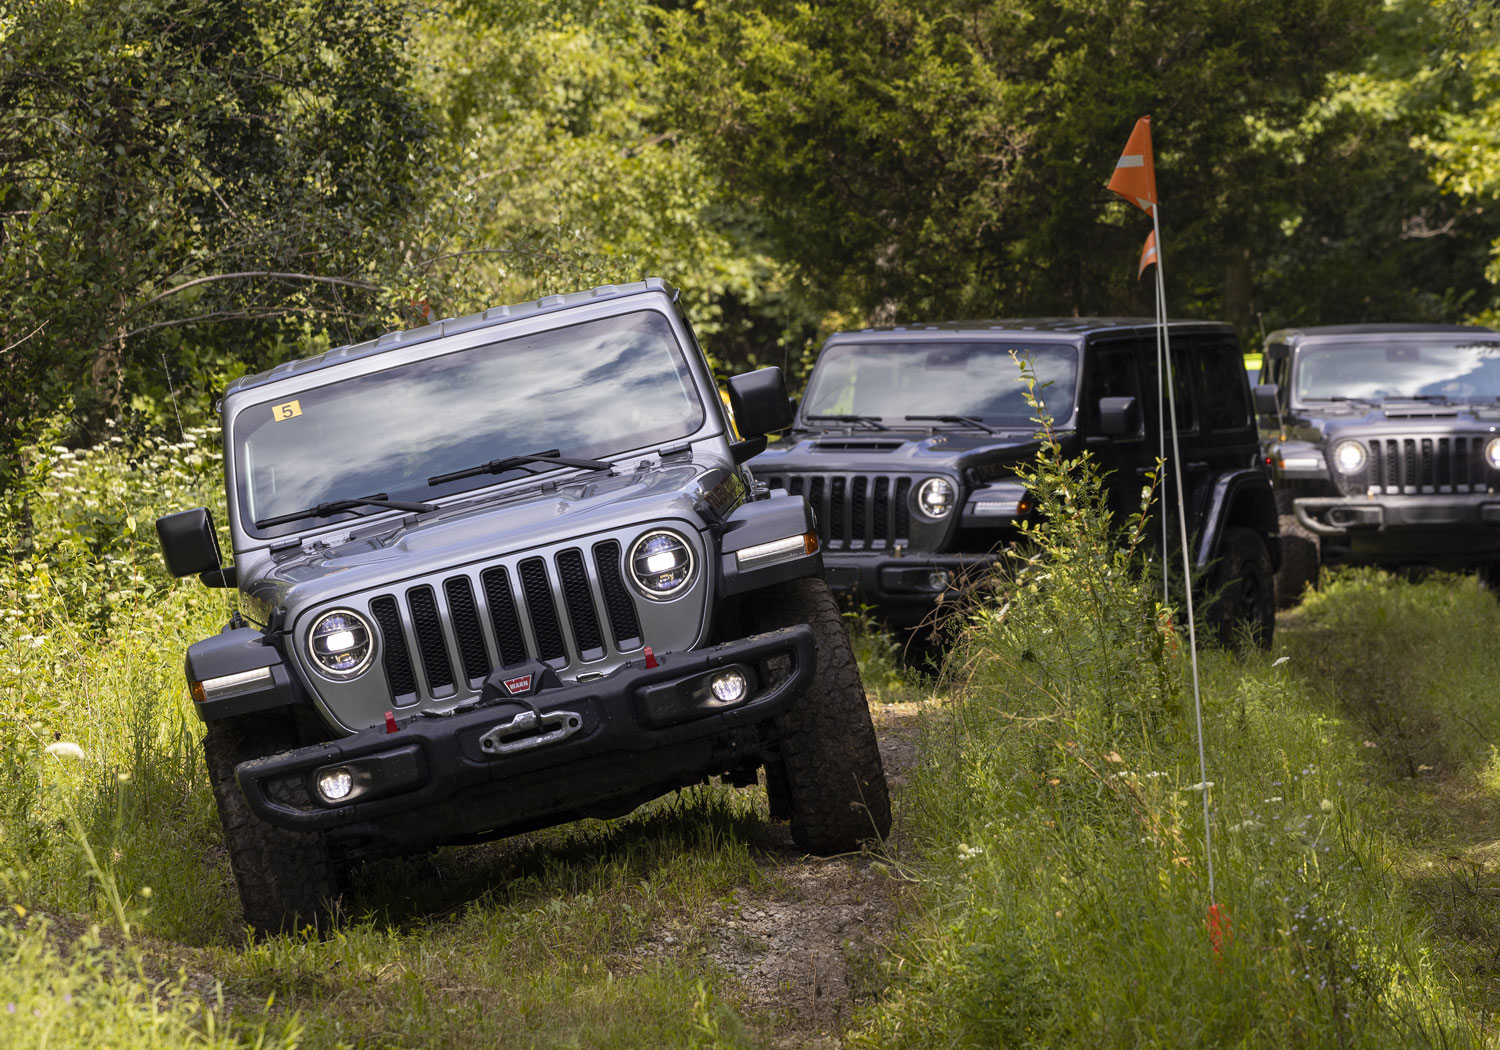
xmin=1097 ymin=395 xmax=1140 ymax=438
xmin=727 ymin=367 xmax=794 ymax=438
xmin=156 ymin=507 xmax=230 ymax=584
xmin=1253 ymin=383 xmax=1280 ymax=415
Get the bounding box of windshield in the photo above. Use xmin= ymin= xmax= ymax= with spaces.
xmin=800 ymin=341 xmax=1079 ymax=426
xmin=233 ymin=310 xmax=706 ymax=535
xmin=1295 ymin=339 xmax=1500 ymax=402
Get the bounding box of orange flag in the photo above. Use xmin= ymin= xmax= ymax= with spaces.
xmin=1108 ymin=116 xmax=1157 ymax=214
xmin=1137 ymin=230 xmax=1158 ymax=279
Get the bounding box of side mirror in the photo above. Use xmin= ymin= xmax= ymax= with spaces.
xmin=156 ymin=507 xmax=230 ymax=584
xmin=727 ymin=367 xmax=794 ymax=438
xmin=1253 ymin=383 xmax=1280 ymax=415
xmin=1097 ymin=395 xmax=1140 ymax=438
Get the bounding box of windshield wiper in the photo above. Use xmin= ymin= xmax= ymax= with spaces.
xmin=803 ymin=414 xmax=889 ymax=431
xmin=904 ymin=414 xmax=1001 ymax=435
xmin=255 ymin=493 xmax=438 ymax=530
xmin=428 ymin=449 xmax=612 ymax=487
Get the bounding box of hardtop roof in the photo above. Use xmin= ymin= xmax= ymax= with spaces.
xmin=224 ymin=278 xmax=679 ymax=398
xmin=1266 ymin=322 xmax=1497 ymax=352
xmin=823 ymin=317 xmax=1234 ymax=344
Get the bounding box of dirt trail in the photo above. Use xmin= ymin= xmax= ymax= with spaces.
xmin=688 ymin=701 xmax=924 ymax=1047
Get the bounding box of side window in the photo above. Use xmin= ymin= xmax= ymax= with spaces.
xmin=1087 ymin=347 xmax=1143 ymax=437
xmin=1199 ymin=343 xmax=1252 ymax=431
xmin=1144 ymin=343 xmax=1198 ymax=433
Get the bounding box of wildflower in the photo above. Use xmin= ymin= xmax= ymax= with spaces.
xmin=44 ymin=741 xmax=85 ymax=760
xmin=1273 ymin=655 xmax=1290 ymax=666
xmin=1320 ymin=799 xmax=1335 ymax=814
xmin=1183 ymin=781 xmax=1215 ymax=792
xmin=957 ymin=843 xmax=983 ymax=860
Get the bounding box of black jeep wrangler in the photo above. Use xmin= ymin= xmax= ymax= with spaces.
xmin=751 ymin=318 xmax=1279 ymax=645
xmin=156 ymin=279 xmax=890 ymax=932
xmin=1258 ymin=323 xmax=1500 ymax=601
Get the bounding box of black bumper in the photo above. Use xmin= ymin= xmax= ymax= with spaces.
xmin=821 ymin=550 xmax=1001 ymax=626
xmin=1294 ymin=494 xmax=1500 ymax=561
xmin=235 ymin=626 xmax=815 ymax=847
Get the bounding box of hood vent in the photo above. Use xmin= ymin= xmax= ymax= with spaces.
xmin=810 ymin=439 xmax=907 ymax=452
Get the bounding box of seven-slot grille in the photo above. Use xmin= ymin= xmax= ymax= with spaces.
xmin=761 ymin=473 xmax=913 ymax=549
xmin=1362 ymin=436 xmax=1486 ymax=494
xmin=367 ymin=540 xmax=642 ymax=704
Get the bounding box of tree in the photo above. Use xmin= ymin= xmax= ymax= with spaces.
xmin=657 ymin=0 xmax=1431 ymax=329
xmin=0 ymin=0 xmax=432 ymax=459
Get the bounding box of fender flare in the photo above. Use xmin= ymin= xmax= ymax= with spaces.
xmin=1193 ymin=470 xmax=1278 ymax=572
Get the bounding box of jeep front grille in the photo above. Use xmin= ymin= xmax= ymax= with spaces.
xmin=761 ymin=473 xmax=913 ymax=549
xmin=1363 ymin=436 xmax=1485 ymax=494
xmin=371 ymin=542 xmax=642 ymax=704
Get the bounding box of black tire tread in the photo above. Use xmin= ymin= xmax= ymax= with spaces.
xmin=1274 ymin=490 xmax=1319 ymax=608
xmin=203 ymin=714 xmax=339 ymax=935
xmin=742 ymin=577 xmax=892 ymax=852
xmin=1208 ymin=525 xmax=1276 ymax=652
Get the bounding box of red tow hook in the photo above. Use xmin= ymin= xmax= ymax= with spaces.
xmin=643 ymin=646 xmax=658 ymax=669
xmin=384 ymin=710 xmax=400 ymax=734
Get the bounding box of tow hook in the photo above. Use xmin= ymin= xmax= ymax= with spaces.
xmin=478 ymin=709 xmax=583 ymax=756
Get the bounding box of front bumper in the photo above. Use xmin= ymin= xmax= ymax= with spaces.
xmin=1294 ymin=494 xmax=1500 ymax=559
xmin=235 ymin=626 xmax=815 ymax=849
xmin=820 ymin=550 xmax=1002 ymax=626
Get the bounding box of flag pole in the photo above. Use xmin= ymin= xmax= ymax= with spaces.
xmin=1151 ymin=203 xmax=1216 ymax=906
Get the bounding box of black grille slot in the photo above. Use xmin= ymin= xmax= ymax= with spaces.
xmin=407 ymin=585 xmax=454 ymax=692
xmin=1370 ymin=435 xmax=1484 ymax=493
xmin=444 ymin=576 xmax=490 ymax=682
xmin=873 ymin=477 xmax=891 ymax=543
xmin=370 ymin=595 xmax=415 ymax=697
xmin=593 ymin=541 xmax=641 ymax=648
xmin=829 ymin=477 xmax=847 ymax=543
xmin=557 ymin=549 xmax=603 ymax=657
xmin=481 ymin=567 xmax=528 ymax=667
xmin=788 ymin=476 xmax=804 ymax=496
xmin=520 ymin=558 xmax=567 ymax=663
xmin=850 ymin=476 xmax=869 ymax=546
xmin=894 ymin=477 xmax=912 ymax=540
xmin=808 ymin=477 xmax=827 ymax=542
xmin=1403 ymin=439 xmax=1417 ymax=489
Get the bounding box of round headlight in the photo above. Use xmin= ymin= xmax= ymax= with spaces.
xmin=916 ymin=477 xmax=956 ymax=518
xmin=1331 ymin=440 xmax=1367 ymax=474
xmin=1486 ymin=437 xmax=1500 ymax=470
xmin=628 ymin=530 xmax=696 ymax=600
xmin=308 ymin=609 xmax=374 ymax=678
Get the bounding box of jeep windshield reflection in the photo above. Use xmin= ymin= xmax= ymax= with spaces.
xmin=233 ymin=310 xmax=706 ymax=537
xmin=799 ymin=342 xmax=1079 ymax=427
xmin=1295 ymin=339 xmax=1500 ymax=403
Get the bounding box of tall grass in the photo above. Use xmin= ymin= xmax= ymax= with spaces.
xmin=853 ymin=427 xmax=1477 ymax=1047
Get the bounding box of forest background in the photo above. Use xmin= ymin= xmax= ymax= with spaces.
xmin=3 ymin=0 xmax=1500 ymax=471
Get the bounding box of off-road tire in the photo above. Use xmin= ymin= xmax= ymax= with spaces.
xmin=742 ymin=577 xmax=892 ymax=852
xmin=203 ymin=713 xmax=341 ymax=936
xmin=1274 ymin=490 xmax=1319 ymax=608
xmin=1207 ymin=525 xmax=1276 ymax=652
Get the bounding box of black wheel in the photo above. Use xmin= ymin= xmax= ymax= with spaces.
xmin=741 ymin=577 xmax=892 ymax=852
xmin=203 ymin=713 xmax=341 ymax=936
xmin=1274 ymin=489 xmax=1319 ymax=608
xmin=1207 ymin=525 xmax=1276 ymax=652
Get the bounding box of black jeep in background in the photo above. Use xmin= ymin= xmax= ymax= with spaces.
xmin=751 ymin=318 xmax=1280 ymax=647
xmin=1258 ymin=323 xmax=1500 ymax=602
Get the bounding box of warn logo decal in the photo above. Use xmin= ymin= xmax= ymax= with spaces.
xmin=502 ymin=674 xmax=534 ymax=696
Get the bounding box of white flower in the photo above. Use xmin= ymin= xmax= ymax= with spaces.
xmin=45 ymin=742 xmax=85 ymax=760
xmin=1320 ymin=799 xmax=1335 ymax=814
xmin=1183 ymin=781 xmax=1215 ymax=792
xmin=1273 ymin=656 xmax=1290 ymax=667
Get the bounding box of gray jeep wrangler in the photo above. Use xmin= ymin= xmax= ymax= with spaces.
xmin=1259 ymin=323 xmax=1500 ymax=602
xmin=156 ymin=279 xmax=890 ymax=933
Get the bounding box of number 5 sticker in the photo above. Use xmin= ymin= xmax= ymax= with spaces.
xmin=272 ymin=400 xmax=302 ymax=422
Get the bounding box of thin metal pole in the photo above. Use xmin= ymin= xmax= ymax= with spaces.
xmin=1152 ymin=203 xmax=1216 ymax=904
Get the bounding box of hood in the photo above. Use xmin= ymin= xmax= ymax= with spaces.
xmin=240 ymin=461 xmax=730 ymax=618
xmin=751 ymin=429 xmax=1043 ymax=474
xmin=1309 ymin=404 xmax=1500 ymax=442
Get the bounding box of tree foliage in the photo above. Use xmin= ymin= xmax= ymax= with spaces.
xmin=0 ymin=0 xmax=432 ymax=457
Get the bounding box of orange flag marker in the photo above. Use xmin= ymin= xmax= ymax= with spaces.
xmin=1108 ymin=116 xmax=1157 ymax=214
xmin=1137 ymin=230 xmax=1158 ymax=279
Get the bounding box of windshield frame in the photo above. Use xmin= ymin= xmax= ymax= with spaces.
xmin=1290 ymin=336 xmax=1500 ymax=407
xmin=798 ymin=336 xmax=1082 ymax=431
xmin=223 ymin=300 xmax=725 ymax=546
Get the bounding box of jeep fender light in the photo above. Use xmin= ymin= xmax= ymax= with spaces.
xmin=734 ymin=531 xmax=817 ymax=571
xmin=190 ymin=666 xmax=273 ymax=704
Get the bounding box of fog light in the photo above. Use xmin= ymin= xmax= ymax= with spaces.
xmin=928 ymin=570 xmax=952 ymax=590
xmin=317 ymin=768 xmax=353 ymax=802
xmin=710 ymin=669 xmax=748 ymax=704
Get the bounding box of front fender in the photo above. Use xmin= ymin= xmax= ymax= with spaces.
xmin=184 ymin=627 xmax=310 ymax=722
xmin=716 ymin=494 xmax=822 ymax=596
xmin=1195 ymin=470 xmax=1277 ymax=571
